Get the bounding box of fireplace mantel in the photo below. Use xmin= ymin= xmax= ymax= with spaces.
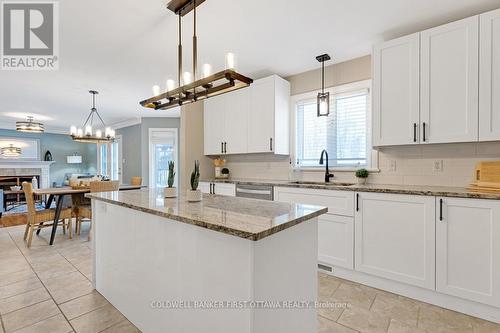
xmin=0 ymin=160 xmax=55 ymax=188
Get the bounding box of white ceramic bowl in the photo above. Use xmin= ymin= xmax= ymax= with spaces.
xmin=10 ymin=186 xmax=21 ymax=191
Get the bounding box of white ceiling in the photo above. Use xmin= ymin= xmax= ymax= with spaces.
xmin=1 ymin=0 xmax=500 ymax=132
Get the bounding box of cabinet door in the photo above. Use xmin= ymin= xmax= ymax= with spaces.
xmin=214 ymin=183 xmax=235 ymax=196
xmin=204 ymin=96 xmax=225 ymax=155
xmin=224 ymin=89 xmax=249 ymax=154
xmin=436 ymin=197 xmax=500 ymax=306
xmin=372 ymin=33 xmax=420 ymax=146
xmin=199 ymin=182 xmax=211 ymax=194
xmin=420 ymin=16 xmax=479 ymax=143
xmin=318 ymin=214 xmax=354 ymax=270
xmin=248 ymin=77 xmax=275 ymax=153
xmin=479 ymin=9 xmax=500 ymax=141
xmin=355 ymin=192 xmax=435 ymax=289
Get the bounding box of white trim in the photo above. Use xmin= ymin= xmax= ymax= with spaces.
xmin=0 ymin=161 xmax=55 ymax=188
xmin=290 ymin=79 xmax=378 ymax=171
xmin=148 ymin=128 xmax=179 ymax=188
xmin=109 ymin=117 xmax=142 ymax=129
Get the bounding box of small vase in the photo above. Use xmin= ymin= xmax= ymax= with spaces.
xmin=164 ymin=187 xmax=177 ymax=198
xmin=187 ymin=189 xmax=203 ymax=202
xmin=215 ymin=167 xmax=221 ymax=178
xmin=357 ymin=177 xmax=367 ymax=185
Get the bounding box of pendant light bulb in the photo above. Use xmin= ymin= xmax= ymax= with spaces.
xmin=166 ymin=79 xmax=175 ymax=92
xmin=225 ymin=52 xmax=236 ymax=70
xmin=183 ymin=72 xmax=192 ymax=85
xmin=152 ymin=85 xmax=161 ymax=96
xmin=202 ymin=64 xmax=212 ymax=78
xmin=70 ymin=126 xmax=77 ymax=136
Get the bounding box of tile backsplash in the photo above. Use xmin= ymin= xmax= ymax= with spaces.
xmin=221 ymin=142 xmax=500 ymax=187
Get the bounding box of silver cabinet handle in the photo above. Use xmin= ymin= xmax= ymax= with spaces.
xmin=236 ymin=188 xmax=271 ymax=195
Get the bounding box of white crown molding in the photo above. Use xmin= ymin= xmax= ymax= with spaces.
xmin=109 ymin=117 xmax=142 ymax=129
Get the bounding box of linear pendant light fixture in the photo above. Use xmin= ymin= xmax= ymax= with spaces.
xmin=316 ymin=54 xmax=331 ymax=117
xmin=139 ymin=0 xmax=253 ymax=111
xmin=16 ymin=116 xmax=44 ymax=133
xmin=69 ymin=90 xmax=115 ymax=143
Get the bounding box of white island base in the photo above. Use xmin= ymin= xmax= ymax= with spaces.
xmin=91 ymin=201 xmax=318 ymax=333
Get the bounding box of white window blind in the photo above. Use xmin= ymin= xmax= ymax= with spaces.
xmin=295 ymin=89 xmax=369 ymax=168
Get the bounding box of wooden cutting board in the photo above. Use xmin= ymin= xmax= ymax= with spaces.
xmin=475 ymin=162 xmax=500 ymax=182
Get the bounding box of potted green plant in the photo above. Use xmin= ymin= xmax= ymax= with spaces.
xmin=187 ymin=160 xmax=202 ymax=202
xmin=355 ymin=168 xmax=369 ymax=185
xmin=164 ymin=160 xmax=177 ymax=198
xmin=220 ymin=167 xmax=230 ymax=179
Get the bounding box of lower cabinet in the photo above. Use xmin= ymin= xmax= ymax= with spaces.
xmin=274 ymin=187 xmax=354 ymax=270
xmin=354 ymin=192 xmax=436 ymax=289
xmin=199 ymin=182 xmax=235 ymax=196
xmin=436 ymin=197 xmax=500 ymax=307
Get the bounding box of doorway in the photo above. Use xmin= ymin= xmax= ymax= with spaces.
xmin=148 ymin=128 xmax=178 ymax=188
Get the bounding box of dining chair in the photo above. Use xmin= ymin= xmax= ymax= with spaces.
xmin=22 ymin=182 xmax=73 ymax=247
xmin=130 ymin=176 xmax=142 ymax=186
xmin=76 ymin=180 xmax=120 ymax=239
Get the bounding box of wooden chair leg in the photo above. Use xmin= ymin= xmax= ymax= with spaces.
xmin=68 ymin=219 xmax=73 ymax=239
xmin=26 ymin=223 xmax=34 ymax=248
xmin=77 ymin=217 xmax=81 ymax=235
xmin=62 ymin=220 xmax=66 ymax=235
xmin=23 ymin=221 xmax=30 ymax=240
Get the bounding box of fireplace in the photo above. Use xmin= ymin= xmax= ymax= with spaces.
xmin=1 ymin=175 xmax=40 ymax=211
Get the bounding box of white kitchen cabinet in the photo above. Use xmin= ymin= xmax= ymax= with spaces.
xmin=318 ymin=214 xmax=354 ymax=270
xmin=436 ymin=197 xmax=500 ymax=307
xmin=204 ymin=96 xmax=225 ymax=155
xmin=372 ymin=33 xmax=420 ymax=146
xmin=479 ymin=9 xmax=500 ymax=141
xmin=247 ymin=75 xmax=290 ymax=154
xmin=274 ymin=187 xmax=354 ymax=269
xmin=199 ymin=181 xmax=235 ymax=196
xmin=355 ymin=192 xmax=435 ymax=289
xmin=204 ymin=75 xmax=290 ymax=156
xmin=420 ymin=16 xmax=479 ymax=143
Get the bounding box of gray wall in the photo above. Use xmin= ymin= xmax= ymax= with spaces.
xmin=0 ymin=128 xmax=97 ymax=185
xmin=118 ymin=117 xmax=181 ymax=186
xmin=116 ymin=124 xmax=141 ymax=183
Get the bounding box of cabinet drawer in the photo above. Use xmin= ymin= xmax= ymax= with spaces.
xmin=274 ymin=187 xmax=354 ymax=217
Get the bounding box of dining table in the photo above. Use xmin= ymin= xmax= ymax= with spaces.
xmin=32 ymin=184 xmax=144 ymax=245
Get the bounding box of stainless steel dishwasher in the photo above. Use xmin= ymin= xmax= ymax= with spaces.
xmin=235 ymin=184 xmax=274 ymax=201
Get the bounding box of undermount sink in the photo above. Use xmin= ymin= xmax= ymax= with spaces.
xmin=288 ymin=181 xmax=355 ymax=187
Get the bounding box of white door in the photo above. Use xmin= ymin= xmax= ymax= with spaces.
xmin=318 ymin=214 xmax=354 ymax=270
xmin=204 ymin=96 xmax=225 ymax=155
xmin=436 ymin=197 xmax=500 ymax=307
xmin=372 ymin=33 xmax=420 ymax=146
xmin=355 ymin=192 xmax=436 ymax=289
xmin=224 ymin=89 xmax=249 ymax=154
xmin=248 ymin=77 xmax=275 ymax=153
xmin=149 ymin=129 xmax=178 ymax=188
xmin=98 ymin=136 xmax=122 ymax=183
xmin=420 ymin=16 xmax=479 ymax=143
xmin=479 ymin=9 xmax=500 ymax=141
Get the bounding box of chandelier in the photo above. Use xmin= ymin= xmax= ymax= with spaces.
xmin=69 ymin=90 xmax=115 ymax=143
xmin=139 ymin=0 xmax=253 ymax=111
xmin=1 ymin=144 xmax=22 ymax=157
xmin=16 ymin=116 xmax=44 ymax=133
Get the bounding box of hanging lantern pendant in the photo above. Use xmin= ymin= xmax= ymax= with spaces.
xmin=316 ymin=54 xmax=331 ymax=117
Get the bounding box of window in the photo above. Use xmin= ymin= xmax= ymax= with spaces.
xmin=148 ymin=128 xmax=178 ymax=188
xmin=294 ymin=81 xmax=371 ymax=168
xmin=97 ymin=135 xmax=122 ymax=182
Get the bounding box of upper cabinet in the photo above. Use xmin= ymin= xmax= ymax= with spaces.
xmin=420 ymin=16 xmax=479 ymax=144
xmin=372 ymin=12 xmax=500 ymax=147
xmin=372 ymin=33 xmax=420 ymax=146
xmin=204 ymin=75 xmax=290 ymax=156
xmin=479 ymin=8 xmax=500 ymax=141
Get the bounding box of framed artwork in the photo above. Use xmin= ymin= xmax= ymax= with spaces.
xmin=0 ymin=137 xmax=41 ymax=160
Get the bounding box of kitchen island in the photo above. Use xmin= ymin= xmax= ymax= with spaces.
xmin=87 ymin=188 xmax=327 ymax=333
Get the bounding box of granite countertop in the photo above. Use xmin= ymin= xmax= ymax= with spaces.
xmin=86 ymin=188 xmax=328 ymax=241
xmin=202 ymin=178 xmax=500 ymax=200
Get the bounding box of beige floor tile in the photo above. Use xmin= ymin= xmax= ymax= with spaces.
xmin=36 ymin=261 xmax=78 ymax=281
xmin=317 ymin=293 xmax=348 ymax=321
xmin=0 ymin=258 xmax=31 ymax=276
xmin=318 ymin=274 xmax=341 ymax=298
xmin=11 ymin=314 xmax=72 ymax=333
xmin=0 ymin=269 xmax=36 ymax=288
xmin=370 ymin=292 xmax=419 ymax=326
xmin=70 ymin=303 xmax=125 ymax=333
xmin=338 ymin=306 xmax=391 ymax=333
xmin=418 ymin=304 xmax=474 ymax=333
xmin=388 ymin=319 xmax=429 ymax=333
xmin=0 ymin=278 xmax=42 ymax=300
xmin=101 ymin=320 xmax=140 ymax=333
xmin=42 ymin=271 xmax=93 ymax=304
xmin=60 ymin=291 xmax=109 ymax=320
xmin=2 ymin=299 xmax=60 ymax=333
xmin=332 ymin=282 xmax=377 ymax=310
xmin=472 ymin=318 xmax=500 ymax=333
xmin=318 ymin=315 xmax=357 ymax=333
xmin=0 ymin=288 xmax=50 ymax=315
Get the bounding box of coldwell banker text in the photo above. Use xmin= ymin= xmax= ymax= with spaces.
xmin=1 ymin=1 xmax=59 ymax=70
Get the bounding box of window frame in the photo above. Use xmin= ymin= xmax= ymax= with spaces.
xmin=290 ymin=79 xmax=379 ymax=171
